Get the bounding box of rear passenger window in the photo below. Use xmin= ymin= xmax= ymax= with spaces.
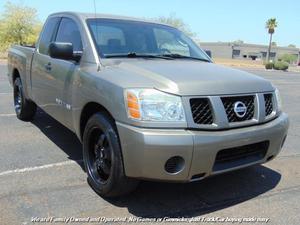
xmin=38 ymin=17 xmax=60 ymax=55
xmin=55 ymin=18 xmax=83 ymax=52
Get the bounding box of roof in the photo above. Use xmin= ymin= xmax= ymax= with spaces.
xmin=48 ymin=11 xmax=171 ymax=27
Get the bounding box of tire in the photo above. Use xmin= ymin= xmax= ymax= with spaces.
xmin=83 ymin=112 xmax=139 ymax=197
xmin=13 ymin=77 xmax=37 ymax=121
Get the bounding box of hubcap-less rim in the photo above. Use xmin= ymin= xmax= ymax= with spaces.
xmin=87 ymin=128 xmax=112 ymax=184
xmin=14 ymin=83 xmax=22 ymax=114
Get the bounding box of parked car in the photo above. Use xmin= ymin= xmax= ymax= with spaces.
xmin=7 ymin=12 xmax=289 ymax=197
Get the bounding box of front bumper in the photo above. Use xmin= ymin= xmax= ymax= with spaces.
xmin=116 ymin=113 xmax=289 ymax=182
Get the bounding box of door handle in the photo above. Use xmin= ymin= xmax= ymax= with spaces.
xmin=44 ymin=62 xmax=52 ymax=71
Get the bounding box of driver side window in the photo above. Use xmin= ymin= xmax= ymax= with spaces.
xmin=38 ymin=17 xmax=60 ymax=55
xmin=153 ymin=28 xmax=190 ymax=56
xmin=55 ymin=18 xmax=83 ymax=52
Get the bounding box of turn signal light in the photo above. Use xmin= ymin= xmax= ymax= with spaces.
xmin=126 ymin=91 xmax=141 ymax=119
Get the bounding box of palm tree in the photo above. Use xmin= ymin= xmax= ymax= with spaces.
xmin=265 ymin=18 xmax=278 ymax=62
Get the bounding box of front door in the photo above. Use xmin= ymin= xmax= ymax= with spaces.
xmin=31 ymin=16 xmax=83 ymax=127
xmin=47 ymin=17 xmax=83 ymax=128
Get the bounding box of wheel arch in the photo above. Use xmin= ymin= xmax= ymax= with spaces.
xmin=79 ymin=102 xmax=115 ymax=140
xmin=12 ymin=68 xmax=20 ymax=83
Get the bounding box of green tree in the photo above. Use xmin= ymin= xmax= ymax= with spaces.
xmin=152 ymin=13 xmax=196 ymax=37
xmin=265 ymin=18 xmax=278 ymax=62
xmin=279 ymin=54 xmax=298 ymax=64
xmin=0 ymin=1 xmax=42 ymax=52
xmin=271 ymin=41 xmax=277 ymax=46
xmin=288 ymin=44 xmax=296 ymax=48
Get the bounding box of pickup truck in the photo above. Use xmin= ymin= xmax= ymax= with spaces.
xmin=7 ymin=12 xmax=289 ymax=197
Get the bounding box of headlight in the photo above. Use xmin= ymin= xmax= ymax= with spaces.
xmin=125 ymin=89 xmax=186 ymax=122
xmin=275 ymin=88 xmax=282 ymax=111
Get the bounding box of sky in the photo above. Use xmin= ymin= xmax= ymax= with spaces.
xmin=0 ymin=0 xmax=299 ymax=47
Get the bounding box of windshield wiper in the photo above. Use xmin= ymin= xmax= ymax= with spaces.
xmin=105 ymin=52 xmax=174 ymax=60
xmin=159 ymin=53 xmax=211 ymax=62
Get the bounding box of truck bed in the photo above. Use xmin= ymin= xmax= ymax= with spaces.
xmin=7 ymin=45 xmax=35 ymax=97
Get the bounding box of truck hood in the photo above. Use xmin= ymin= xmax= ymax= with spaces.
xmin=104 ymin=59 xmax=274 ymax=96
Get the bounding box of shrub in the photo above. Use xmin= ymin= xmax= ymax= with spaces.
xmin=265 ymin=62 xmax=274 ymax=70
xmin=273 ymin=61 xmax=289 ymax=71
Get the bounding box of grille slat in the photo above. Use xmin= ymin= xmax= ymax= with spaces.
xmin=190 ymin=98 xmax=213 ymax=125
xmin=264 ymin=94 xmax=273 ymax=117
xmin=221 ymin=96 xmax=255 ymax=122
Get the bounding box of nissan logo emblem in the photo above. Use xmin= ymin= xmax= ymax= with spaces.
xmin=233 ymin=101 xmax=247 ymax=118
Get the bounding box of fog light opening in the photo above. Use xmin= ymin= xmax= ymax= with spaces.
xmin=164 ymin=156 xmax=185 ymax=174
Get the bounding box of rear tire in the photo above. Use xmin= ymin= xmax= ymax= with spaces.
xmin=13 ymin=77 xmax=36 ymax=121
xmin=83 ymin=112 xmax=139 ymax=197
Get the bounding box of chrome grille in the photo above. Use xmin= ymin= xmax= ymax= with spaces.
xmin=221 ymin=96 xmax=255 ymax=122
xmin=264 ymin=94 xmax=273 ymax=116
xmin=190 ymin=98 xmax=213 ymax=124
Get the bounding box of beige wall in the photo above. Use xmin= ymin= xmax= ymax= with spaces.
xmin=199 ymin=42 xmax=299 ymax=62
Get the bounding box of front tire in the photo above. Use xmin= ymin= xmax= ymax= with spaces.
xmin=13 ymin=77 xmax=36 ymax=121
xmin=83 ymin=112 xmax=138 ymax=197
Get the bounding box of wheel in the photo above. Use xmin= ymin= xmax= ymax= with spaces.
xmin=83 ymin=112 xmax=139 ymax=197
xmin=13 ymin=77 xmax=37 ymax=121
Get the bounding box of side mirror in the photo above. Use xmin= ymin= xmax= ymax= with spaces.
xmin=49 ymin=42 xmax=80 ymax=62
xmin=205 ymin=50 xmax=212 ymax=58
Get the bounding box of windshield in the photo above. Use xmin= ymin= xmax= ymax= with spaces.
xmin=87 ymin=18 xmax=210 ymax=61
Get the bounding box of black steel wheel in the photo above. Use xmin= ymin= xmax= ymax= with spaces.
xmin=83 ymin=112 xmax=138 ymax=197
xmin=14 ymin=79 xmax=22 ymax=115
xmin=13 ymin=77 xmax=36 ymax=121
xmin=87 ymin=129 xmax=112 ymax=184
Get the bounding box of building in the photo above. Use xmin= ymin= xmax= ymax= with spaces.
xmin=199 ymin=42 xmax=300 ymax=63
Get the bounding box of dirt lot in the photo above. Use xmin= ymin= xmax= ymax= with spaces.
xmin=0 ymin=62 xmax=299 ymax=225
xmin=214 ymin=58 xmax=300 ymax=72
